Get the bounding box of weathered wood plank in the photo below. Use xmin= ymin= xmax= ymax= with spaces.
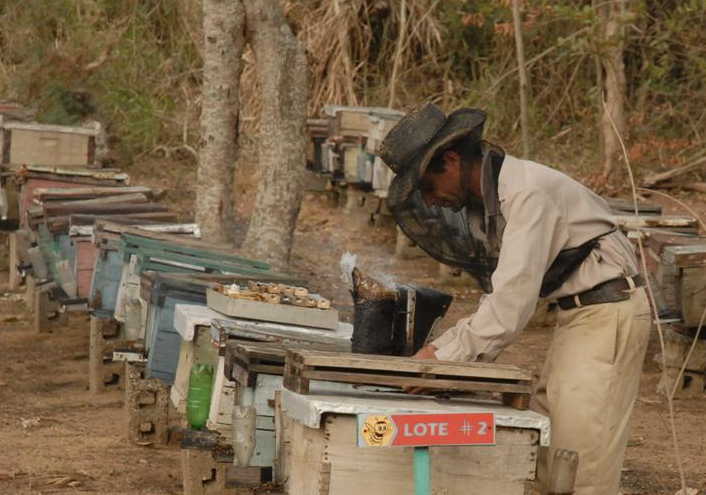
xmin=297 ymin=369 xmax=532 ymax=395
xmin=42 ymin=201 xmax=168 ymax=217
xmin=273 ymin=391 xmax=288 ymax=485
xmin=19 ymin=171 xmax=127 ymax=186
xmin=23 ymin=165 xmax=125 ymax=178
xmin=40 ymin=212 xmax=178 ymax=233
xmin=2 ymin=120 xmax=98 ymax=136
xmin=33 ymin=185 xmax=152 ymax=200
xmin=122 ymin=232 xmax=269 ymax=269
xmin=612 ymin=214 xmax=697 ymax=230
xmin=288 ymin=349 xmax=532 ymax=381
xmin=604 ymin=197 xmax=662 ymax=215
xmin=101 ymin=221 xmax=229 ymax=248
xmin=663 ymin=244 xmax=706 ymax=268
xmin=43 ymin=192 xmax=149 ymax=208
xmin=285 ymin=419 xmax=329 ymax=495
xmin=136 ymin=249 xmax=272 ymax=277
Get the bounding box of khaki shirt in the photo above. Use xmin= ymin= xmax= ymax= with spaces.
xmin=432 ymin=155 xmax=640 ymax=362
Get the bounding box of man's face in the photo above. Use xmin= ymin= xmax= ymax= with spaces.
xmin=419 ymin=151 xmax=465 ymax=211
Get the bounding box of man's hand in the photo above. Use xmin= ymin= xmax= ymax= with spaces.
xmin=405 ymin=344 xmax=439 ymax=395
xmin=412 ymin=344 xmax=439 ymax=361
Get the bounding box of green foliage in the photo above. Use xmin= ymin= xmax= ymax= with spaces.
xmin=630 ymin=0 xmax=706 ymax=141
xmin=429 ymin=0 xmax=705 ymax=169
xmin=38 ymin=84 xmax=96 ymax=126
xmin=0 ymin=0 xmax=704 ymax=173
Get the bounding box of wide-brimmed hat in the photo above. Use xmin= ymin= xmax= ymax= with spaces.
xmin=377 ymin=103 xmax=486 ymax=208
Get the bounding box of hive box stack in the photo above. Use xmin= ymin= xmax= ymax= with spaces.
xmin=174 ymin=299 xmax=353 ymax=493
xmin=278 ymin=349 xmax=548 ymax=495
xmin=88 ymin=222 xmax=208 ymax=394
xmin=5 ymin=167 xmax=154 ymax=333
xmin=305 ymin=106 xmax=403 ymax=213
xmin=89 ymin=222 xmax=296 ymax=395
xmin=645 ymin=233 xmax=706 ymax=398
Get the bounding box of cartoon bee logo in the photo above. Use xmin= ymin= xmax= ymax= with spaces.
xmin=361 ymin=415 xmax=395 ymax=447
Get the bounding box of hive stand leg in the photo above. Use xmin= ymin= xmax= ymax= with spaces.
xmin=343 ymin=186 xmax=366 ymax=214
xmin=89 ymin=316 xmax=125 ymax=393
xmin=32 ymin=286 xmax=66 ymax=334
xmin=125 ymin=362 xmax=169 ymax=445
xmin=658 ymin=366 xmax=705 ymax=399
xmin=33 ymin=287 xmax=50 ymax=333
xmin=181 ymin=449 xmax=233 ymax=495
xmin=24 ymin=275 xmax=35 ymax=309
xmin=8 ymin=232 xmax=21 ymax=290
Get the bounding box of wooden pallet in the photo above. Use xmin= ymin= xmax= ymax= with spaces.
xmin=283 ymin=349 xmax=533 ymax=410
xmin=225 ymin=341 xmax=342 ymax=386
xmin=226 ymin=341 xmax=289 ymax=386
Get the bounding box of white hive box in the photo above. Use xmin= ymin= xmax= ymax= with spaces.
xmin=1 ymin=118 xmax=98 ymax=167
xmin=280 ymin=390 xmax=550 ymax=495
xmin=206 ymin=288 xmax=339 ymax=330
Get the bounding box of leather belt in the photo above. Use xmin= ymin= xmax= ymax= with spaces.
xmin=556 ymin=274 xmax=645 ymax=310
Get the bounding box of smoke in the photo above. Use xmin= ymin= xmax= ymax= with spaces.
xmin=339 ymin=251 xmax=397 ymax=290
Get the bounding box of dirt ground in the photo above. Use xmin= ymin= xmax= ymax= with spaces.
xmin=0 ymin=176 xmax=705 ymax=494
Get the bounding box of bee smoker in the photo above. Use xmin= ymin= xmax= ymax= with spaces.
xmin=350 ymin=269 xmax=453 ymax=356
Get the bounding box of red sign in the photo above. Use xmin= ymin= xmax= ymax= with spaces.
xmin=358 ymin=412 xmax=495 ymax=447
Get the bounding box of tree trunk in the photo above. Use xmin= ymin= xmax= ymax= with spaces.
xmin=511 ymin=0 xmax=530 ymax=158
xmin=195 ymin=0 xmax=245 ymax=244
xmin=598 ymin=0 xmax=627 ymax=178
xmin=241 ymin=0 xmax=308 ymax=269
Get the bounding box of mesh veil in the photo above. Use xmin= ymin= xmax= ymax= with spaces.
xmin=391 ymin=190 xmax=497 ymax=293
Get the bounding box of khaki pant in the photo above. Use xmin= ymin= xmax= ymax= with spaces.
xmin=532 ymin=288 xmax=651 ymax=495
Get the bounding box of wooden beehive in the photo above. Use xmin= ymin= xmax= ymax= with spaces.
xmin=646 ymin=234 xmax=706 ymax=327
xmin=279 ymin=389 xmax=548 ymax=495
xmin=334 ymin=110 xmax=371 ymax=138
xmin=342 ymin=145 xmax=363 ymax=183
xmin=365 ymin=116 xmax=400 ymax=154
xmin=284 ymin=349 xmax=533 ymax=409
xmin=1 ymin=119 xmax=98 ymax=167
xmin=72 ymin=235 xmax=99 ymax=298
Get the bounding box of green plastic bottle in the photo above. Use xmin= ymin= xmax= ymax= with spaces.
xmin=186 ymin=363 xmax=214 ymax=430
